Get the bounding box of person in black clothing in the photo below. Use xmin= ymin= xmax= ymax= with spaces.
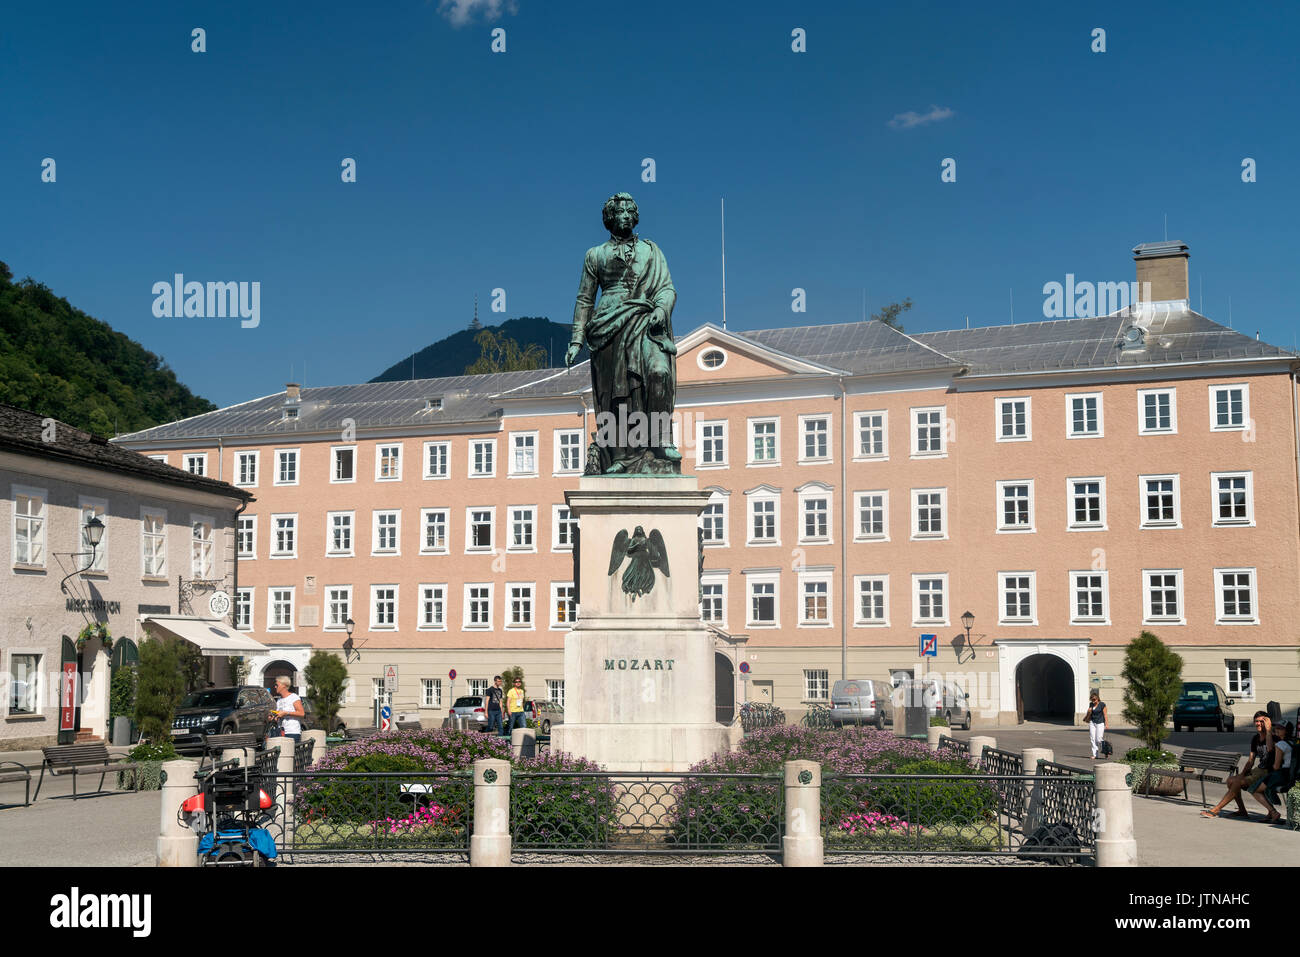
xmin=485 ymin=675 xmax=505 ymax=736
xmin=1202 ymin=711 xmax=1271 ymax=819
xmin=1085 ymin=691 xmax=1108 ymax=759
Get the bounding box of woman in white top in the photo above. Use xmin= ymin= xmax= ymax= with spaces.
xmin=1251 ymin=721 xmax=1292 ymax=824
xmin=271 ymin=676 xmax=305 ymax=743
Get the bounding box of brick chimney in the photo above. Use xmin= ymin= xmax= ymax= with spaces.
xmin=1132 ymin=241 xmax=1190 ymax=305
xmin=284 ymin=383 xmax=301 ymax=402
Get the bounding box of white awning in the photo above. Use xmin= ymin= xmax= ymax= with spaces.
xmin=141 ymin=616 xmax=269 ymax=657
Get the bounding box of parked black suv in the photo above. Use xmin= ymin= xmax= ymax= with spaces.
xmin=171 ymin=686 xmax=276 ymax=753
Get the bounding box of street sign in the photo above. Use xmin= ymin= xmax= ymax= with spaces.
xmin=448 ymin=668 xmax=457 ymax=680
xmin=920 ymin=634 xmax=938 ymax=657
xmin=739 ymin=662 xmax=750 ymax=674
xmin=208 ymin=590 xmax=231 ymax=617
xmin=384 ymin=664 xmax=398 ymax=691
xmin=380 ymin=704 xmax=392 ymax=731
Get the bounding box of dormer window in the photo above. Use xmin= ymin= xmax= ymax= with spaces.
xmin=425 ymin=397 xmax=442 ymax=411
xmin=699 ymin=348 xmax=727 ymax=370
xmin=282 ymin=407 xmax=299 ymax=421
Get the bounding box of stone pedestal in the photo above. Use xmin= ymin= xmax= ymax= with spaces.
xmin=550 ymin=475 xmax=730 ymax=771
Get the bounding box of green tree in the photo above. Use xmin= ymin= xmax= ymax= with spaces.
xmin=1120 ymin=631 xmax=1184 ymax=749
xmin=227 ymin=656 xmax=250 ymax=686
xmin=304 ymin=650 xmax=349 ymax=733
xmin=135 ymin=638 xmax=184 ymax=743
xmin=464 ymin=329 xmax=546 ymax=375
xmin=176 ymin=641 xmax=207 ymax=693
xmin=871 ymin=297 xmax=913 ymax=331
xmin=109 ymin=665 xmax=137 ymax=722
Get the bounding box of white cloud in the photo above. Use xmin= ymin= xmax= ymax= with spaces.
xmin=888 ymin=105 xmax=955 ymax=129
xmin=437 ymin=0 xmax=519 ymax=27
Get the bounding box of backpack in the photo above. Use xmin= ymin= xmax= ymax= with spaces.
xmin=1100 ymin=739 xmax=1114 ymax=758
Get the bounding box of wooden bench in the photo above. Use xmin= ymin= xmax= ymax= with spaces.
xmin=0 ymin=761 xmax=32 ymax=807
xmin=197 ymin=733 xmax=259 ymax=772
xmin=345 ymin=726 xmax=380 ymax=741
xmin=1141 ymin=748 xmax=1240 ymax=806
xmin=34 ymin=744 xmax=141 ymax=801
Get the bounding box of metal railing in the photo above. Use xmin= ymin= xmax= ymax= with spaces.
xmin=936 ymin=735 xmax=970 ymax=760
xmin=510 ymin=772 xmax=784 ymax=854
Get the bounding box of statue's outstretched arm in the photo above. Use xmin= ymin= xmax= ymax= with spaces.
xmin=571 ymin=248 xmax=599 ymax=347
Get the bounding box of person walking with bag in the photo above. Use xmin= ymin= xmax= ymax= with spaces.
xmin=1086 ymin=691 xmax=1109 ymax=760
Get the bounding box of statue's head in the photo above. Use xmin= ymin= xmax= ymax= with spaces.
xmin=602 ymin=192 xmax=639 ymax=234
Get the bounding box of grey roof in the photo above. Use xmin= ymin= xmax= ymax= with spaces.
xmin=911 ymin=310 xmax=1293 ymax=376
xmin=1133 ymin=240 xmax=1189 ymax=258
xmin=740 ymin=320 xmax=962 ymax=375
xmin=114 ymin=369 xmax=558 ymax=442
xmin=0 ymin=405 xmax=252 ymax=501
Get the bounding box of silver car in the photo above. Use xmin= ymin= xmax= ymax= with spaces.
xmin=448 ymin=695 xmax=490 ymax=731
xmin=829 ymin=678 xmax=895 ymax=729
xmin=898 ymin=678 xmax=972 ymax=730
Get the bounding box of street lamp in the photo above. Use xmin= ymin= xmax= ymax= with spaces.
xmin=960 ymin=610 xmax=975 ymax=663
xmin=343 ymin=617 xmax=359 ymax=663
xmin=58 ymin=516 xmax=105 ymax=594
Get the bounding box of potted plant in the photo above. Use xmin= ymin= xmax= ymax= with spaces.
xmin=76 ymin=621 xmax=113 ymax=652
xmin=1120 ymin=746 xmax=1183 ymax=795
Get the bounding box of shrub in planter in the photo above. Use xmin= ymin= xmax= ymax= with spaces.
xmin=118 ymin=740 xmax=177 ymax=791
xmin=1120 ymin=747 xmax=1182 ymax=794
xmin=930 ymin=715 xmax=949 ymax=727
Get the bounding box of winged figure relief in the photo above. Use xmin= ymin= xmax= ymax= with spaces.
xmin=607 ymin=526 xmax=670 ymax=600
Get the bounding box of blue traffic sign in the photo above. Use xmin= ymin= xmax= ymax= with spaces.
xmin=380 ymin=705 xmax=392 ymax=720
xmin=920 ymin=634 xmax=938 ymax=657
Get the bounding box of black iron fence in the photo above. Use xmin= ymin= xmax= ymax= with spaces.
xmin=936 ymin=735 xmax=970 ymax=761
xmin=510 ymin=772 xmax=784 ymax=854
xmin=262 ymin=771 xmax=474 ymax=858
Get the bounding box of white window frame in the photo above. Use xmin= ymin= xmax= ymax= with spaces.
xmin=748 ymin=417 xmax=780 ymax=466
xmin=141 ymin=507 xmax=168 ymax=578
xmin=746 ymin=572 xmax=780 ymax=628
xmin=268 ymin=586 xmax=295 ymax=631
xmin=418 ymin=583 xmax=447 ymax=631
xmin=552 ymin=505 xmax=577 ymax=552
xmin=853 ymin=410 xmax=888 ymax=461
xmin=330 ymin=445 xmax=357 ymax=484
xmin=190 ymin=514 xmax=215 ymax=579
xmin=853 ymin=574 xmax=890 ymax=627
xmin=797 ymin=485 xmax=833 ymax=545
xmin=746 ymin=488 xmax=781 ymax=546
xmin=235 ymin=451 xmax=259 ymax=487
xmin=463 ymin=582 xmax=494 ymax=630
xmin=1139 ymin=474 xmax=1181 ymax=529
xmin=995 ymin=397 xmax=1032 ymax=443
xmin=804 ymin=668 xmax=830 ymax=703
xmin=996 ymin=480 xmax=1035 ymax=533
xmin=910 ymin=487 xmax=947 ymax=540
xmin=326 ymin=511 xmax=354 ymax=557
xmin=507 ymin=505 xmax=537 ymax=552
xmin=912 ymin=573 xmax=949 ymax=626
xmin=509 ymin=431 xmax=539 ymax=477
xmin=465 ymin=507 xmax=496 ymax=553
xmin=233 ymin=588 xmax=254 ymax=631
xmin=422 ymin=678 xmax=443 ymax=708
xmin=324 ymin=585 xmax=352 ymax=631
xmin=271 ymin=513 xmax=297 ymax=559
xmin=372 ymin=509 xmax=401 ymax=556
xmin=375 ymin=443 xmax=403 ymax=482
xmin=697 ymin=420 xmax=728 ymax=469
xmin=12 ymin=485 xmax=47 ymax=569
xmin=274 ymin=448 xmax=300 ymax=486
xmin=5 ymin=651 xmax=43 ymax=717
xmin=423 ymin=441 xmax=451 ymax=480
xmin=551 ymin=582 xmax=577 ymax=630
xmin=147 ymin=454 xmax=168 ymax=464
xmin=1136 ymin=388 xmax=1178 ymax=435
xmin=998 ymin=571 xmax=1037 ymax=625
xmin=1225 ymin=659 xmax=1254 ymax=700
xmin=1065 ymin=392 xmax=1103 ymax=439
xmin=699 ymin=491 xmax=728 ymax=547
xmin=700 ymin=572 xmax=727 ymax=628
xmin=798 ymin=571 xmax=833 ymax=628
xmin=184 ymin=453 xmax=208 ymax=476
xmin=370 ymin=584 xmax=399 ymax=630
xmin=910 ymin=407 xmax=947 ymax=458
xmin=1069 ymin=570 xmax=1110 ymax=625
xmin=420 ymin=508 xmax=450 ymax=555
xmin=1214 ymin=567 xmax=1258 ymax=625
xmin=469 ymin=439 xmax=497 ymax=478
xmin=1211 ymin=471 xmax=1254 ymax=527
xmin=78 ymin=497 xmax=108 ymax=573
xmin=545 ymin=679 xmax=565 ymax=708
xmin=554 ymin=430 xmax=584 ymax=475
xmin=506 ymin=581 xmax=536 ymax=630
xmin=1066 ymin=476 xmax=1107 ymax=531
xmin=798 ymin=414 xmax=832 ymax=464
xmin=853 ymin=490 xmax=889 ymax=542
xmin=1209 ymin=384 xmax=1250 ymax=432
xmin=235 ymin=514 xmax=256 ymax=561
xmin=1142 ymin=569 xmax=1185 ymax=625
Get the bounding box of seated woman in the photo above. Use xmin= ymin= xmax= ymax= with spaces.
xmin=1202 ymin=711 xmax=1273 ymax=819
xmin=1250 ymin=721 xmax=1293 ymax=824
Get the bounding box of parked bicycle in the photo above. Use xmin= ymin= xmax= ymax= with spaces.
xmin=801 ymin=703 xmax=836 ymax=729
xmin=740 ymin=701 xmax=786 ymax=734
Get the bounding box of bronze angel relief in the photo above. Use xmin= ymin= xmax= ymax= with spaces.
xmin=608 ymin=526 xmax=669 ymax=600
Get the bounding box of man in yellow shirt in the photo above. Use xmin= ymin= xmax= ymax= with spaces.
xmin=506 ymin=679 xmax=526 ymax=733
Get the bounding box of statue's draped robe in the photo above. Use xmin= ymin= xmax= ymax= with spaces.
xmin=572 ymin=236 xmax=677 ymax=469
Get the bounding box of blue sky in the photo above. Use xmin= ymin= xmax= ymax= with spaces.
xmin=3 ymin=0 xmax=1297 ymax=408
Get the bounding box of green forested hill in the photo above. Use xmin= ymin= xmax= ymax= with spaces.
xmin=0 ymin=262 xmax=216 ymax=437
xmin=371 ymin=315 xmax=575 ymax=381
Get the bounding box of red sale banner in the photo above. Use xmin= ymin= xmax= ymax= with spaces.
xmin=60 ymin=662 xmax=77 ymax=732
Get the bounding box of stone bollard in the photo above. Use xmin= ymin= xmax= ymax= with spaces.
xmin=302 ymin=729 xmax=326 ymax=766
xmin=268 ymin=736 xmax=296 ymax=847
xmin=782 ymin=760 xmax=823 ymax=867
xmin=510 ymin=727 xmax=536 ymax=759
xmin=157 ymin=758 xmax=200 ymax=867
xmin=1094 ymin=762 xmax=1137 ymax=866
xmin=470 ymin=759 xmax=511 ymax=866
xmin=220 ymin=747 xmax=250 ymax=768
xmin=969 ymin=735 xmax=996 ymax=767
xmin=926 ymin=725 xmax=944 ymax=751
xmin=1021 ymin=747 xmax=1053 ymax=830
